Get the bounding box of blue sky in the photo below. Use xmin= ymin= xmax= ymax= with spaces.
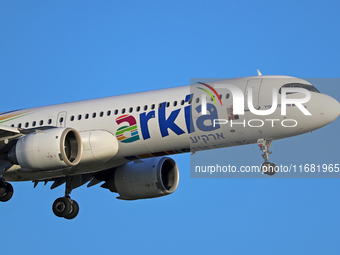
xmin=1 ymin=1 xmax=340 ymax=254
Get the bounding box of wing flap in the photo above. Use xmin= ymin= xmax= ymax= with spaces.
xmin=0 ymin=125 xmax=21 ymax=142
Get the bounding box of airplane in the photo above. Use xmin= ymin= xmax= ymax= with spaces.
xmin=0 ymin=73 xmax=339 ymax=219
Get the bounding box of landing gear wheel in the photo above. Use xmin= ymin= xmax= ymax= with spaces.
xmin=64 ymin=200 xmax=79 ymax=220
xmin=53 ymin=176 xmax=80 ymax=219
xmin=0 ymin=181 xmax=6 ymax=198
xmin=0 ymin=182 xmax=13 ymax=202
xmin=261 ymin=162 xmax=277 ymax=176
xmin=52 ymin=197 xmax=72 ymax=218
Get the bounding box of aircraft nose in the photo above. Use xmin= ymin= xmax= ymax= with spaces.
xmin=321 ymin=95 xmax=340 ymax=124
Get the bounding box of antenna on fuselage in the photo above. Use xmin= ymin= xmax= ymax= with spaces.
xmin=257 ymin=69 xmax=262 ymax=76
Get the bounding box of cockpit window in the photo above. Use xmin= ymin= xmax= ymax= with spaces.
xmin=279 ymin=83 xmax=320 ymax=94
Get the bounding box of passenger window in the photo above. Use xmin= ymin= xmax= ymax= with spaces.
xmin=226 ymin=93 xmax=230 ymax=99
xmin=18 ymin=123 xmax=22 ymax=128
xmin=40 ymin=120 xmax=43 ymax=126
xmin=48 ymin=119 xmax=52 ymax=125
xmin=32 ymin=121 xmax=36 ymax=127
xmin=166 ymin=102 xmax=170 ymax=108
xmin=144 ymin=105 xmax=148 ymax=111
xmin=78 ymin=115 xmax=82 ymax=120
xmin=196 ymin=98 xmax=199 ymax=103
xmin=93 ymin=113 xmax=96 ymax=118
xmin=107 ymin=110 xmax=111 ymax=116
xmin=25 ymin=122 xmax=29 ymax=128
xmin=11 ymin=124 xmax=14 ymax=127
xmin=100 ymin=111 xmax=104 ymax=117
xmin=173 ymin=101 xmax=177 ymax=107
xmin=136 ymin=106 xmax=140 ymax=112
xmin=158 ymin=103 xmax=163 ymax=109
xmin=129 ymin=107 xmax=133 ymax=113
xmin=151 ymin=104 xmax=155 ymax=110
xmin=114 ymin=109 xmax=118 ymax=115
xmin=122 ymin=108 xmax=126 ymax=114
xmin=181 ymin=100 xmax=184 ymax=105
xmin=70 ymin=116 xmax=74 ymax=121
xmin=59 ymin=117 xmax=64 ymax=123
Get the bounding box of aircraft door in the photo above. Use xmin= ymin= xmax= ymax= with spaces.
xmin=245 ymin=79 xmax=262 ymax=110
xmin=57 ymin=111 xmax=67 ymax=128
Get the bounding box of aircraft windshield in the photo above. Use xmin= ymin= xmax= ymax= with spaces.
xmin=279 ymin=83 xmax=320 ymax=94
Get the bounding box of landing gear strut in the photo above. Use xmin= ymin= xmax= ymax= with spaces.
xmin=0 ymin=178 xmax=13 ymax=202
xmin=52 ymin=177 xmax=79 ymax=219
xmin=257 ymin=138 xmax=277 ymax=176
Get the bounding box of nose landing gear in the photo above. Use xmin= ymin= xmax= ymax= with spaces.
xmin=257 ymin=138 xmax=277 ymax=176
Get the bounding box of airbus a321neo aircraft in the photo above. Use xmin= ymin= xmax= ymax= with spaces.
xmin=0 ymin=73 xmax=339 ymax=219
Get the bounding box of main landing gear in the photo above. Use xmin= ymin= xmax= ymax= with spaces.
xmin=0 ymin=178 xmax=13 ymax=202
xmin=257 ymin=138 xmax=277 ymax=176
xmin=52 ymin=197 xmax=79 ymax=219
xmin=52 ymin=177 xmax=79 ymax=220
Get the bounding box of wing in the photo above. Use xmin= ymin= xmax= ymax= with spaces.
xmin=0 ymin=125 xmax=21 ymax=138
xmin=0 ymin=125 xmax=23 ymax=174
xmin=0 ymin=125 xmax=23 ymax=151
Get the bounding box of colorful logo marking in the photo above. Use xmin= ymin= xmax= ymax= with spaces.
xmin=197 ymin=82 xmax=223 ymax=106
xmin=0 ymin=110 xmax=31 ymax=124
xmin=115 ymin=115 xmax=140 ymax=143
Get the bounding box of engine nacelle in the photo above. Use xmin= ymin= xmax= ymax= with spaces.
xmin=107 ymin=157 xmax=179 ymax=200
xmin=9 ymin=128 xmax=83 ymax=170
xmin=78 ymin=130 xmax=119 ymax=164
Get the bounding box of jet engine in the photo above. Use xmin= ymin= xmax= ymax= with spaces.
xmin=105 ymin=157 xmax=179 ymax=200
xmin=8 ymin=128 xmax=83 ymax=170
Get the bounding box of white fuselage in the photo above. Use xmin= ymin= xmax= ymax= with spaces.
xmin=2 ymin=75 xmax=340 ymax=181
